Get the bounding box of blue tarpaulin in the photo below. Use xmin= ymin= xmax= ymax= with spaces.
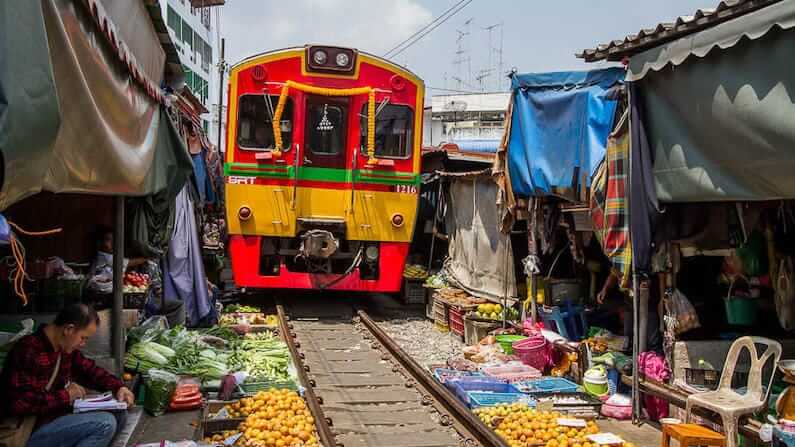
xmin=507 ymin=67 xmax=624 ymax=197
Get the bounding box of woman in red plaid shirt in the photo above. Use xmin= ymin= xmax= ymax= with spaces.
xmin=0 ymin=304 xmax=135 ymax=447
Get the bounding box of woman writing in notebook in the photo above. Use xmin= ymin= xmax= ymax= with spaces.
xmin=0 ymin=304 xmax=134 ymax=447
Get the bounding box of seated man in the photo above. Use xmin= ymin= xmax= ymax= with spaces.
xmin=0 ymin=304 xmax=134 ymax=447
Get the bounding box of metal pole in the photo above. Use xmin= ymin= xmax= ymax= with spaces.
xmin=529 ymin=200 xmax=538 ymax=324
xmin=502 ymin=229 xmax=510 ymax=329
xmin=112 ymin=197 xmax=125 ymax=375
xmin=627 ymin=83 xmax=641 ymax=425
xmin=632 ymin=275 xmax=641 ymax=424
xmin=638 ymin=279 xmax=649 ymax=355
xmin=427 ymin=180 xmax=441 ymax=273
xmin=215 ymin=38 xmax=225 ymax=152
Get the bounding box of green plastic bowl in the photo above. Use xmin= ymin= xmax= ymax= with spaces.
xmin=495 ymin=335 xmax=527 ymax=354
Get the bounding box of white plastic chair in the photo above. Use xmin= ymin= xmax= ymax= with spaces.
xmin=685 ymin=336 xmax=782 ymax=447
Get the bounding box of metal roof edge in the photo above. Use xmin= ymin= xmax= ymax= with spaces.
xmin=577 ymin=0 xmax=782 ymax=62
xmin=627 ymin=0 xmax=795 ymax=80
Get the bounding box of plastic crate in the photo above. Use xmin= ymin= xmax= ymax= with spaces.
xmin=402 ymin=278 xmax=426 ymax=304
xmin=451 ymin=380 xmax=523 ymax=407
xmin=433 ymin=299 xmax=449 ymax=325
xmin=433 ymin=368 xmax=484 ymax=385
xmin=467 ymin=392 xmax=534 ymax=409
xmin=39 ymin=278 xmax=85 ymax=312
xmin=124 ymin=293 xmax=147 ymax=309
xmin=444 ymin=376 xmax=506 ymax=393
xmin=774 ymin=426 xmax=795 ymax=447
xmin=514 ymin=377 xmax=579 ymax=394
xmin=450 ymin=315 xmax=465 ymax=337
xmin=464 ymin=316 xmax=499 ymax=345
xmin=684 ymin=367 xmax=747 ymax=391
xmin=240 ymin=379 xmax=298 ymax=394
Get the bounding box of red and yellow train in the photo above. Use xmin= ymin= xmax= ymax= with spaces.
xmin=224 ymin=45 xmax=424 ymax=292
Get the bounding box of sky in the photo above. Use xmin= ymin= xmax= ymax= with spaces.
xmin=218 ymin=0 xmax=716 ymax=96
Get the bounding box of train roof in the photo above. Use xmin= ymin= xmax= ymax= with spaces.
xmin=230 ymin=45 xmax=424 ymax=85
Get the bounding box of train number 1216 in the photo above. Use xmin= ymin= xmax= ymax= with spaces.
xmin=394 ymin=184 xmax=418 ymax=194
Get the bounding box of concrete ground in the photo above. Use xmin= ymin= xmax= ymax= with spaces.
xmin=599 ymin=419 xmax=665 ymax=446
xmin=127 ymin=410 xmax=202 ymax=445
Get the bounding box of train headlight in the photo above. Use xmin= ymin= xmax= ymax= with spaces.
xmin=312 ymin=50 xmax=328 ymax=65
xmin=364 ymin=245 xmax=379 ymax=262
xmin=335 ymin=52 xmax=350 ymax=67
xmin=391 ymin=213 xmax=405 ymax=228
xmin=238 ymin=206 xmax=252 ymax=221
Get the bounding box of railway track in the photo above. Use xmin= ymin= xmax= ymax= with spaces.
xmin=276 ymin=304 xmax=507 ymax=447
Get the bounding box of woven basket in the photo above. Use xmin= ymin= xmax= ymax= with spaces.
xmin=513 ymin=335 xmax=549 ymax=371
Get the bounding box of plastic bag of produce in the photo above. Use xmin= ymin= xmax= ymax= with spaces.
xmin=663 ymin=288 xmax=700 ymax=335
xmin=144 ymin=369 xmax=178 ymax=416
xmin=127 ymin=316 xmax=168 ymax=346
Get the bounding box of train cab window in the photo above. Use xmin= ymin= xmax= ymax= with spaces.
xmin=237 ymin=94 xmax=293 ymax=150
xmin=306 ymin=99 xmax=347 ymax=155
xmin=360 ymin=104 xmax=413 ymax=159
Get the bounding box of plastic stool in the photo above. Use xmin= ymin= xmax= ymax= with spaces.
xmin=539 ymin=306 xmax=571 ymax=339
xmin=662 ymin=423 xmax=726 ymax=447
xmin=563 ymin=299 xmax=588 ymax=340
xmin=539 ymin=301 xmax=588 ymax=341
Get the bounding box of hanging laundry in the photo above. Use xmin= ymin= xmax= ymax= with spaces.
xmin=591 ymin=110 xmax=632 ymax=288
xmin=161 ymin=185 xmax=212 ymax=327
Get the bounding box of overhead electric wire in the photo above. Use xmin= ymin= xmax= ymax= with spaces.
xmin=383 ymin=0 xmax=469 ymax=58
xmin=384 ymin=0 xmax=475 ymax=59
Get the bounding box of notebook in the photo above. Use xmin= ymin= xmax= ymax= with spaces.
xmin=73 ymin=392 xmax=128 ymax=413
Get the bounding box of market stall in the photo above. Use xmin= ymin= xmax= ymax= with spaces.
xmin=121 ymin=304 xmax=321 ymax=446
xmin=573 ymin=1 xmax=795 ymax=445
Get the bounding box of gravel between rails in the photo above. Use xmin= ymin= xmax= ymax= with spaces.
xmin=377 ymin=317 xmax=467 ymax=370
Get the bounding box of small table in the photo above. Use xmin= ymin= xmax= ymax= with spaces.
xmin=662 ymin=423 xmax=726 ymax=447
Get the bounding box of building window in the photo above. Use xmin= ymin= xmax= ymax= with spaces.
xmin=182 ymin=19 xmax=193 ymax=49
xmin=237 ymin=95 xmax=294 ymax=150
xmin=306 ymin=97 xmax=347 ymax=155
xmin=167 ymin=5 xmax=180 ymax=37
xmin=360 ymin=104 xmax=413 ymax=159
xmin=184 ymin=66 xmax=193 ymax=93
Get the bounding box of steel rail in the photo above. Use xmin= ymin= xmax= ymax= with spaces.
xmin=357 ymin=310 xmax=510 ymax=447
xmin=276 ymin=305 xmax=337 ymax=447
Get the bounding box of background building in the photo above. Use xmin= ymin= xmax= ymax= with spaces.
xmin=424 ymin=92 xmax=510 ymax=152
xmin=160 ymin=0 xmax=224 ymax=145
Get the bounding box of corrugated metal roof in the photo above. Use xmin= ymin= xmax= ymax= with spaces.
xmin=577 ymin=0 xmax=782 ymax=62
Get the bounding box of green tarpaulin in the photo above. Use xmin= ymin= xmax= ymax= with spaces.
xmin=0 ymin=0 xmax=192 ymax=211
xmin=629 ymin=0 xmax=795 ymax=202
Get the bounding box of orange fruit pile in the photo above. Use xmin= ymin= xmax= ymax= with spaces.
xmin=474 ymin=404 xmax=635 ymax=447
xmin=216 ymin=389 xmax=318 ymax=446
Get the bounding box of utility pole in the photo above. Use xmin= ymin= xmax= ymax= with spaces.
xmin=216 ymin=38 xmax=226 ymax=152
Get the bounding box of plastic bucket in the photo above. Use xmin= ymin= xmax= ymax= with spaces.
xmin=495 ymin=335 xmax=527 ymax=354
xmin=724 ymin=297 xmax=757 ymax=326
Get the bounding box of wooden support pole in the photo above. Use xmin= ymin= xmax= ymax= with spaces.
xmin=112 ymin=196 xmax=125 ymax=375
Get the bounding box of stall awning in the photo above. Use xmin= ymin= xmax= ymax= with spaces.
xmin=631 ymin=0 xmax=795 ymax=202
xmin=506 ymin=68 xmax=624 ymax=199
xmin=0 ymin=0 xmax=193 ymax=211
xmin=626 ymin=0 xmax=795 ymax=81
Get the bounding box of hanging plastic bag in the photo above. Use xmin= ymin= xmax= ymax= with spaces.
xmin=776 ymin=257 xmax=795 ymax=331
xmin=127 ymin=316 xmax=169 ymax=346
xmin=663 ymin=288 xmax=700 ymax=335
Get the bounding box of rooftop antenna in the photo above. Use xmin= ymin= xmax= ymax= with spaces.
xmin=483 ymin=22 xmax=505 ymax=91
xmin=453 ymin=18 xmax=473 ymax=90
xmin=476 ymin=69 xmax=493 ymax=92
